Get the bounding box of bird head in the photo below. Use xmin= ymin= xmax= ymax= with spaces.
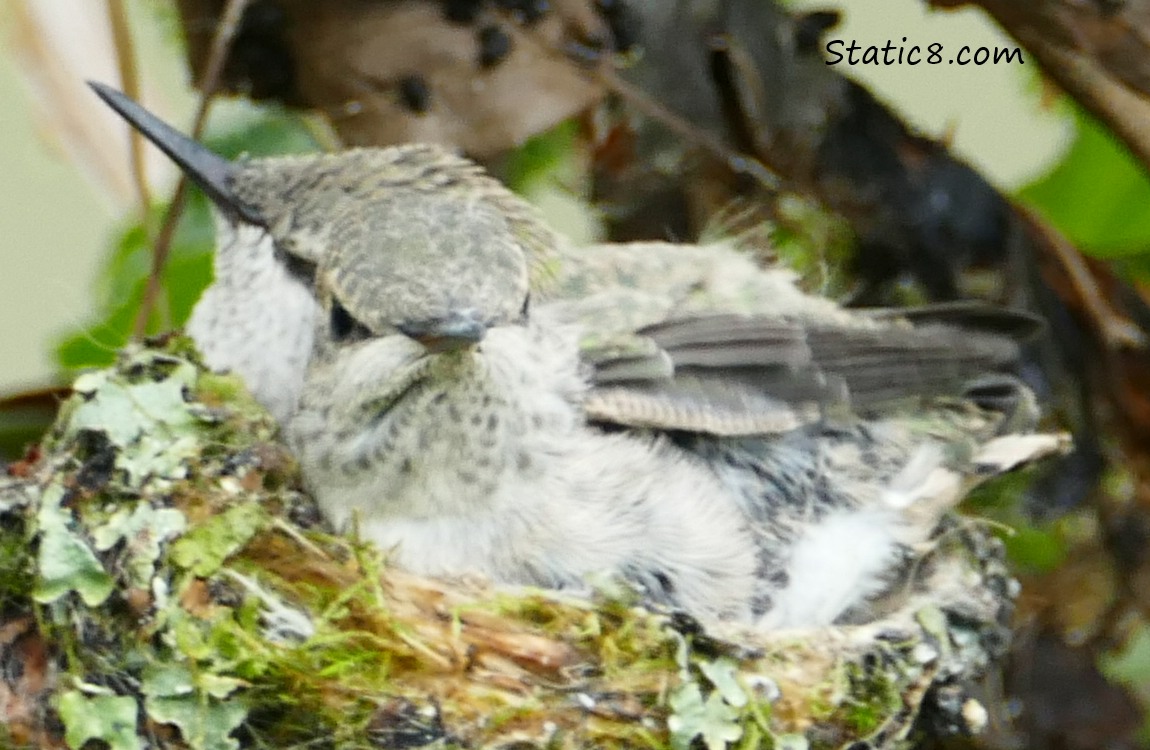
xmin=314 ymin=187 xmax=533 ymax=356
xmin=90 ymin=82 xmax=554 ymax=359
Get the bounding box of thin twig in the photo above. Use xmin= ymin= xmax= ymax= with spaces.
xmin=515 ymin=18 xmax=781 ymax=194
xmin=132 ymin=0 xmax=253 ymax=338
xmin=1022 ymin=206 xmax=1148 ymax=350
xmin=590 ymin=64 xmax=780 ymax=192
xmin=105 ymin=0 xmax=153 ymax=240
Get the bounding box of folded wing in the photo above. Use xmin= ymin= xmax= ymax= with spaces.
xmin=581 ymin=303 xmax=1038 ymax=436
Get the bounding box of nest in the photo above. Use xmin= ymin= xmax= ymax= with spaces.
xmin=0 ymin=339 xmax=1016 ymax=749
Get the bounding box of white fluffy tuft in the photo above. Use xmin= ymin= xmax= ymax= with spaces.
xmin=757 ymin=507 xmax=902 ymax=629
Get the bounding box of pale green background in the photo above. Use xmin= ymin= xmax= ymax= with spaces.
xmin=0 ymin=0 xmax=1070 ymax=393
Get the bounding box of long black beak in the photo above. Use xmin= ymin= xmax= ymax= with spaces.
xmin=88 ymin=81 xmax=263 ymax=225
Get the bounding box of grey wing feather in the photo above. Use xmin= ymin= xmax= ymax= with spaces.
xmin=864 ymin=302 xmax=1046 ymax=341
xmin=584 ymin=379 xmax=822 ymax=436
xmin=803 ymin=323 xmax=1022 ymax=407
xmin=583 ymin=314 xmax=837 ymax=435
xmin=583 ymin=344 xmax=675 ymax=384
xmin=639 ymin=315 xmax=812 ymax=368
xmin=583 ymin=308 xmax=1030 ymax=436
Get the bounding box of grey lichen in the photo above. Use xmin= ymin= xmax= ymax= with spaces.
xmin=0 ymin=339 xmax=1015 ymax=749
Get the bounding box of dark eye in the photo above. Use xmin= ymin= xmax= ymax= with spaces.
xmin=274 ymin=243 xmax=316 ymax=285
xmin=330 ymin=299 xmax=372 ymax=343
xmin=283 ymin=254 xmax=316 ymax=285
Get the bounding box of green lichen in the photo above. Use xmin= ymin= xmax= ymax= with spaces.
xmin=57 ymin=689 xmax=140 ymax=750
xmin=0 ymin=522 xmax=33 ymax=604
xmin=169 ymin=502 xmax=267 ymax=577
xmin=33 ymin=480 xmax=115 ymax=607
xmin=840 ymin=659 xmax=901 ymax=738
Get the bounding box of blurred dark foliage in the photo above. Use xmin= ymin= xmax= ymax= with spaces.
xmin=0 ymin=389 xmax=65 ymax=467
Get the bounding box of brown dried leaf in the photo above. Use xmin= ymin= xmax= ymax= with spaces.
xmin=177 ymin=0 xmax=608 ymax=156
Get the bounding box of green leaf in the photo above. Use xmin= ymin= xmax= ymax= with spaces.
xmin=56 ymin=294 xmax=138 ymax=370
xmin=501 ymin=119 xmax=579 ymax=194
xmin=1002 ymin=522 xmax=1067 ymax=573
xmin=1100 ymin=623 xmax=1150 ymax=688
xmin=57 ymin=690 xmax=141 ymax=750
xmin=206 ymin=110 xmax=320 ymax=161
xmin=56 ymin=197 xmax=214 ymax=372
xmin=1019 ymin=105 xmax=1150 ymax=257
xmin=170 ymin=502 xmax=267 ymax=576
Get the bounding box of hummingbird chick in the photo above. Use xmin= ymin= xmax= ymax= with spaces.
xmin=89 ymin=81 xmax=552 ymax=422
xmin=93 ymin=83 xmax=1064 ymax=628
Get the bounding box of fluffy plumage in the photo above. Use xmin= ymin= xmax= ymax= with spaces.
xmin=94 ymin=83 xmax=1065 ymax=629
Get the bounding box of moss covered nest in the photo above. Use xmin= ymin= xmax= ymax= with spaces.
xmin=0 ymin=338 xmax=1019 ymax=750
